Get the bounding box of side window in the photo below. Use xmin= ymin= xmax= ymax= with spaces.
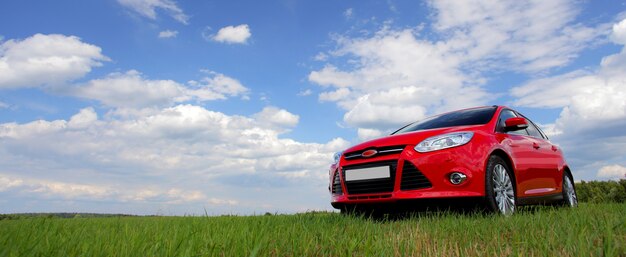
xmin=525 ymin=121 xmax=546 ymax=139
xmin=515 ymin=112 xmax=547 ymax=140
xmin=497 ymin=110 xmax=527 ymax=135
xmin=536 ymin=124 xmax=549 ymax=140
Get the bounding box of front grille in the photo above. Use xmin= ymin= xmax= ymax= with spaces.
xmin=342 ymin=160 xmax=397 ymax=195
xmin=344 ymin=145 xmax=405 ymax=160
xmin=400 ymin=161 xmax=432 ymax=190
xmin=331 ymin=170 xmax=343 ymax=195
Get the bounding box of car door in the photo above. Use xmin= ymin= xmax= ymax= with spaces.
xmin=519 ymin=116 xmax=560 ymax=195
xmin=495 ymin=109 xmax=541 ymax=198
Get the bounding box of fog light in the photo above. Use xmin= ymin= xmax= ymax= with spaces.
xmin=449 ymin=172 xmax=467 ymax=185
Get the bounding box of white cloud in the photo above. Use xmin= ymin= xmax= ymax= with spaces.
xmin=75 ymin=70 xmax=184 ymax=108
xmin=0 ymin=105 xmax=350 ymax=214
xmin=597 ymin=165 xmax=626 ymax=180
xmin=0 ymin=175 xmax=23 ymax=191
xmin=211 ymin=24 xmax=251 ymax=44
xmin=510 ymin=18 xmax=626 ymax=181
xmin=429 ymin=0 xmax=604 ymax=72
xmin=319 ymin=88 xmax=350 ymax=102
xmin=0 ymin=173 xmax=208 ymax=204
xmin=297 ymin=89 xmax=312 ymax=96
xmin=309 ymin=0 xmax=606 ymax=135
xmin=357 ymin=128 xmax=383 ymax=141
xmin=611 ymin=18 xmax=626 ymax=44
xmin=189 ymin=71 xmax=249 ymax=101
xmin=344 ymin=94 xmax=428 ymax=130
xmin=309 ymin=29 xmax=487 ymax=132
xmin=313 ymin=52 xmax=328 ymax=61
xmin=344 ymin=8 xmax=354 ymax=19
xmin=73 ymin=70 xmax=249 ymax=108
xmin=512 ymin=18 xmax=626 ymax=134
xmin=510 ymin=70 xmax=600 ymax=109
xmin=158 ymin=30 xmax=178 ymax=38
xmin=208 ymin=198 xmax=239 ymax=206
xmin=253 ymin=106 xmax=299 ymax=129
xmin=0 ymin=34 xmax=108 ymax=89
xmin=0 ymin=101 xmax=8 ymax=109
xmin=309 ymin=65 xmax=358 ymax=88
xmin=68 ymin=107 xmax=98 ymax=129
xmin=117 ymin=0 xmax=189 ymax=24
xmin=0 ymin=174 xmax=108 ymax=199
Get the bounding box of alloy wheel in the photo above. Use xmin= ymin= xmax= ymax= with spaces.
xmin=492 ymin=164 xmax=515 ymax=215
xmin=563 ymin=175 xmax=578 ymax=207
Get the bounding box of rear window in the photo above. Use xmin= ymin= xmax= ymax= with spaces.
xmin=392 ymin=106 xmax=496 ymax=134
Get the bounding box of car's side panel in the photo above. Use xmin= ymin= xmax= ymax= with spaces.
xmin=491 ymin=107 xmax=565 ymax=198
xmin=523 ymin=136 xmax=560 ymax=195
xmin=514 ymin=112 xmax=564 ymax=197
xmin=515 ymin=136 xmax=551 ymax=195
xmin=555 ymin=147 xmax=568 ymax=193
xmin=494 ymin=133 xmax=543 ymax=198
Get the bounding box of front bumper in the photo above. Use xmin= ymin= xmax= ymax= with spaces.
xmin=330 ymin=144 xmax=486 ymax=208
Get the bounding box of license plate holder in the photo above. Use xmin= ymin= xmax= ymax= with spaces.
xmin=345 ymin=166 xmax=390 ymax=181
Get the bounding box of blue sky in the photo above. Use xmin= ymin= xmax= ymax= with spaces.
xmin=1 ymin=0 xmax=625 ymax=215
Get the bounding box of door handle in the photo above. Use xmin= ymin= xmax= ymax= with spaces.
xmin=532 ymin=142 xmax=540 ymax=149
xmin=551 ymin=145 xmax=558 ymax=151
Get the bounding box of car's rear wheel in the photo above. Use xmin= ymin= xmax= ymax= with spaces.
xmin=485 ymin=155 xmax=516 ymax=215
xmin=561 ymin=173 xmax=578 ymax=207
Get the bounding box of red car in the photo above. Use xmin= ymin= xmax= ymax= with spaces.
xmin=329 ymin=105 xmax=578 ymax=215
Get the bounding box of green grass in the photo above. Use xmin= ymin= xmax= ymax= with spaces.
xmin=1 ymin=203 xmax=624 ymax=257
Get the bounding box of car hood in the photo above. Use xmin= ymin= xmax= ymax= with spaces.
xmin=344 ymin=125 xmax=484 ymax=153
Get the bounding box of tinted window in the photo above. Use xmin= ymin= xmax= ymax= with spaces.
xmin=535 ymin=124 xmax=548 ymax=139
xmin=525 ymin=123 xmax=543 ymax=138
xmin=497 ymin=109 xmax=527 ymax=135
xmin=392 ymin=106 xmax=496 ymax=134
xmin=514 ymin=112 xmax=548 ymax=139
xmin=523 ymin=118 xmax=546 ymax=139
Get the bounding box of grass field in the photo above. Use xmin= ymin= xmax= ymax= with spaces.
xmin=1 ymin=203 xmax=624 ymax=256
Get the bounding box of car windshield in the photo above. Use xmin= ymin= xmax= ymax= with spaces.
xmin=392 ymin=106 xmax=497 ymax=134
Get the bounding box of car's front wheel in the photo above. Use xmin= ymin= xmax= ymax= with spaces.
xmin=561 ymin=173 xmax=578 ymax=207
xmin=485 ymin=155 xmax=516 ymax=215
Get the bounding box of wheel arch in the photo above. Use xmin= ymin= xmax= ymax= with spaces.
xmin=562 ymin=165 xmax=573 ymax=180
xmin=562 ymin=165 xmax=575 ymax=193
xmin=488 ymin=149 xmax=517 ymax=185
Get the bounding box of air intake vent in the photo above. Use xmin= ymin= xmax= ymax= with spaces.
xmin=343 ymin=160 xmax=397 ymax=195
xmin=400 ymin=161 xmax=432 ymax=191
xmin=331 ymin=171 xmax=343 ymax=195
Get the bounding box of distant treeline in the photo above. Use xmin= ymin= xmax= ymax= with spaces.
xmin=576 ymin=180 xmax=626 ymax=203
xmin=0 ymin=213 xmax=135 ymax=220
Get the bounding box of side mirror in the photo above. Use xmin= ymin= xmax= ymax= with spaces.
xmin=504 ymin=117 xmax=528 ymax=131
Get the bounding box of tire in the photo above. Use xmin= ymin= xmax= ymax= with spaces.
xmin=561 ymin=173 xmax=578 ymax=207
xmin=485 ymin=155 xmax=516 ymax=215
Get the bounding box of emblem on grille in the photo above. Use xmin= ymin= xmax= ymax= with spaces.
xmin=361 ymin=149 xmax=378 ymax=158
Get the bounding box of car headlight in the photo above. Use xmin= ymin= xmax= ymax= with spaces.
xmin=414 ymin=132 xmax=474 ymax=153
xmin=333 ymin=151 xmax=343 ymax=164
